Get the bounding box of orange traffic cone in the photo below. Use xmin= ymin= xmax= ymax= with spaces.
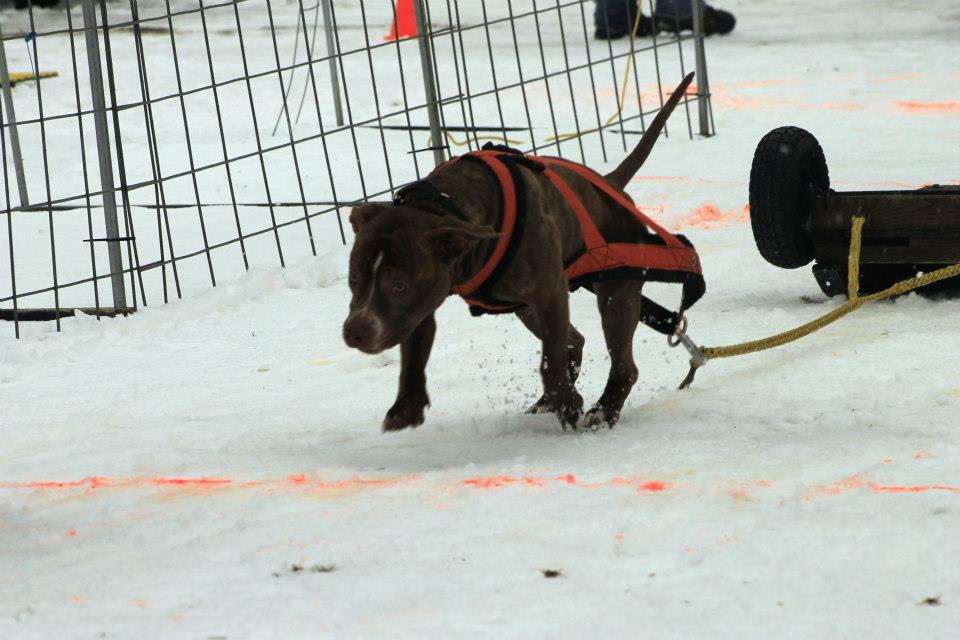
xmin=384 ymin=0 xmax=418 ymax=41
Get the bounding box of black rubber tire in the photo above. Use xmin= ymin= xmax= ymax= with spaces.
xmin=912 ymin=265 xmax=960 ymax=300
xmin=816 ymin=263 xmax=917 ymax=298
xmin=816 ymin=263 xmax=960 ymax=299
xmin=749 ymin=126 xmax=830 ymax=269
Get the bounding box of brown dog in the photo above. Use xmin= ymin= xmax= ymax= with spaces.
xmin=343 ymin=73 xmax=699 ymax=432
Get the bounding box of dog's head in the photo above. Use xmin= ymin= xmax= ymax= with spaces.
xmin=342 ymin=203 xmax=499 ymax=354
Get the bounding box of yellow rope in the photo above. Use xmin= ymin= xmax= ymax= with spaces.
xmin=847 ymin=216 xmax=862 ymax=299
xmin=699 ymin=216 xmax=960 ymax=360
xmin=544 ymin=7 xmax=645 ymax=144
xmin=2 ymin=70 xmax=57 ymax=87
xmin=434 ymin=6 xmax=647 ymax=150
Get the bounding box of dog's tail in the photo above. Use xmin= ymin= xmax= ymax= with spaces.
xmin=604 ymin=72 xmax=696 ymax=190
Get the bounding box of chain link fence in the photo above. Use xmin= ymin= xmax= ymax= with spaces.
xmin=0 ymin=0 xmax=713 ymax=337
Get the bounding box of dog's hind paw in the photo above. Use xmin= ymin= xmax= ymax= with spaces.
xmin=525 ymin=394 xmax=583 ymax=430
xmin=581 ymin=407 xmax=618 ymax=431
xmin=525 ymin=396 xmax=553 ymax=415
xmin=558 ymin=405 xmax=584 ymax=432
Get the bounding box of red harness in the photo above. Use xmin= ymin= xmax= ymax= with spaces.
xmin=398 ymin=146 xmax=705 ymax=335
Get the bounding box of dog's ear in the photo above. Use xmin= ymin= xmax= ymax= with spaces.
xmin=426 ymin=221 xmax=500 ymax=262
xmin=349 ymin=204 xmax=387 ymax=234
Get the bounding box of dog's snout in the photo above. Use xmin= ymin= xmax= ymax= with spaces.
xmin=343 ymin=316 xmax=375 ymax=350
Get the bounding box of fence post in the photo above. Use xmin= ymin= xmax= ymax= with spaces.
xmin=0 ymin=24 xmax=30 ymax=207
xmin=690 ymin=0 xmax=712 ymax=137
xmin=81 ymin=0 xmax=127 ymax=309
xmin=320 ymin=0 xmax=344 ymax=127
xmin=412 ymin=0 xmax=445 ymax=166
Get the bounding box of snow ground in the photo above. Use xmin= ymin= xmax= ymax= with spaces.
xmin=2 ymin=0 xmax=960 ymax=638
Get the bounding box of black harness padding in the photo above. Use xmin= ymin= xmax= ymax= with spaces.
xmin=393 ymin=179 xmax=466 ymax=220
xmin=638 ymin=296 xmax=684 ymax=335
xmin=457 ymin=153 xmax=529 ymax=315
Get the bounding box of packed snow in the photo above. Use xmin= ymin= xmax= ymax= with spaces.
xmin=1 ymin=0 xmax=959 ymax=638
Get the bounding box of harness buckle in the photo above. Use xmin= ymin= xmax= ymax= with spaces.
xmin=667 ymin=316 xmax=708 ymax=391
xmin=667 ymin=315 xmax=687 ymax=347
xmin=667 ymin=316 xmax=707 ymax=369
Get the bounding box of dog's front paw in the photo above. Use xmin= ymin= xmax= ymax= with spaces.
xmin=582 ymin=406 xmax=619 ymax=431
xmin=382 ymin=392 xmax=430 ymax=432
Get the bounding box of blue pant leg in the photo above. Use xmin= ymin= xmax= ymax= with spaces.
xmin=654 ymin=0 xmax=705 ymax=19
xmin=594 ymin=0 xmax=638 ymax=30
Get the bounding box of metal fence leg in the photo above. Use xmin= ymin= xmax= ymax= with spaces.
xmin=412 ymin=0 xmax=445 ymax=166
xmin=690 ymin=0 xmax=713 ymax=137
xmin=320 ymin=0 xmax=344 ymax=127
xmin=0 ymin=25 xmax=30 ymax=207
xmin=82 ymin=0 xmax=126 ymax=309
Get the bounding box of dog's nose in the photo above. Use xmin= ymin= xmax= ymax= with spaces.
xmin=343 ymin=317 xmax=373 ymax=350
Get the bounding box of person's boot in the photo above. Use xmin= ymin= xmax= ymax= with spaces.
xmin=654 ymin=4 xmax=736 ymax=35
xmin=701 ymin=5 xmax=736 ymax=34
xmin=595 ymin=13 xmax=654 ymax=39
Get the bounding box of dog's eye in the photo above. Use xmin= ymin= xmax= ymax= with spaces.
xmin=391 ymin=281 xmax=407 ymax=294
xmin=348 ymin=274 xmax=358 ymax=287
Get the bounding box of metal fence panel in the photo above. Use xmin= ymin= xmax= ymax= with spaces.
xmin=0 ymin=0 xmax=713 ymax=337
